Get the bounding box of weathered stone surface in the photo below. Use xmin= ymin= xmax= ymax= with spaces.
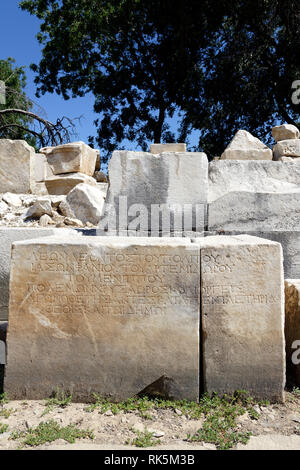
xmin=221 ymin=130 xmax=272 ymax=160
xmin=46 ymin=142 xmax=98 ymax=176
xmin=208 ymin=160 xmax=300 ymax=202
xmin=34 ymin=153 xmax=47 ymax=182
xmin=195 ymin=234 xmax=285 ymax=402
xmin=45 ymin=173 xmax=97 ymax=195
xmin=25 ymin=199 xmax=53 ymax=219
xmin=66 ymin=183 xmax=106 ymax=225
xmin=273 ymin=140 xmax=300 ymax=160
xmin=58 ymin=199 xmax=75 ymax=218
xmin=150 ymin=143 xmax=187 ymax=154
xmin=285 ymin=280 xmax=300 ymax=387
xmin=96 ymin=182 xmax=108 ymax=197
xmin=209 ymin=231 xmax=300 ymax=279
xmin=101 ymin=151 xmax=208 ymax=233
xmin=272 ymin=124 xmax=300 ymax=142
xmin=279 ymin=156 xmax=300 ymax=162
xmin=30 ymin=182 xmax=49 ymax=196
xmin=39 ymin=214 xmax=54 ymax=226
xmin=0 ymin=139 xmax=35 ymax=193
xmin=0 ymin=200 xmax=8 ymax=217
xmin=208 ymin=191 xmax=300 ymax=231
xmin=0 ymin=228 xmax=79 ymax=321
xmin=2 ymin=193 xmax=22 ymax=207
xmin=5 ymin=237 xmax=200 ymax=401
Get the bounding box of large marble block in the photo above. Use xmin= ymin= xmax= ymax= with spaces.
xmin=5 ymin=237 xmax=200 ymax=401
xmin=195 ymin=235 xmax=285 ymax=402
xmin=208 ymin=191 xmax=300 ymax=231
xmin=45 ymin=142 xmax=98 ymax=176
xmin=100 ymin=151 xmax=208 ymax=234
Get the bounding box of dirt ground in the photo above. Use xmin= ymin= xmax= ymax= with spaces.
xmin=1 ymin=389 xmax=300 ymax=450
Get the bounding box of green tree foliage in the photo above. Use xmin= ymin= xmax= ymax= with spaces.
xmin=0 ymin=58 xmax=36 ymax=146
xmin=20 ymin=0 xmax=300 ymax=160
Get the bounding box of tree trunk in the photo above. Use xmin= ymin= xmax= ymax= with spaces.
xmin=153 ymin=106 xmax=166 ymax=143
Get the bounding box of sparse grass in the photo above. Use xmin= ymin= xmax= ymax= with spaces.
xmin=85 ymin=389 xmax=269 ymax=450
xmin=0 ymin=392 xmax=14 ymax=419
xmin=186 ymin=390 xmax=268 ymax=450
xmin=42 ymin=388 xmax=72 ymax=416
xmin=0 ymin=393 xmax=9 ymax=405
xmin=292 ymin=387 xmax=300 ymax=399
xmin=126 ymin=429 xmax=160 ymax=448
xmin=0 ymin=408 xmax=13 ymax=419
xmin=85 ymin=394 xmax=153 ymax=418
xmin=0 ymin=422 xmax=8 ymax=434
xmin=11 ymin=420 xmax=94 ymax=448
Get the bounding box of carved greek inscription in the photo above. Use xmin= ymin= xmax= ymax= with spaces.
xmin=26 ymin=248 xmax=200 ymax=317
xmin=202 ymin=249 xmax=278 ymax=306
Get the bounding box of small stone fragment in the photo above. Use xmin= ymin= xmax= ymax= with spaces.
xmin=39 ymin=214 xmax=54 ymax=226
xmin=272 ymin=124 xmax=300 ymax=142
xmin=2 ymin=193 xmax=22 ymax=207
xmin=25 ymin=200 xmax=52 ymax=219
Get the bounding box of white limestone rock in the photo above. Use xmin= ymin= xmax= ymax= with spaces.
xmin=208 ymin=160 xmax=300 ymax=202
xmin=273 ymin=139 xmax=300 ymax=160
xmin=0 ymin=139 xmax=36 ymax=193
xmin=45 ymin=141 xmax=98 ymax=176
xmin=272 ymin=124 xmax=300 ymax=142
xmin=208 ymin=191 xmax=300 ymax=231
xmin=25 ymin=199 xmax=53 ymax=219
xmin=66 ymin=183 xmax=106 ymax=225
xmin=150 ymin=143 xmax=187 ymax=154
xmin=0 ymin=201 xmax=8 ymax=217
xmin=221 ymin=130 xmax=272 ymax=160
xmin=45 ymin=173 xmax=97 ymax=195
xmin=2 ymin=193 xmax=22 ymax=207
xmin=39 ymin=214 xmax=54 ymax=226
xmin=102 ymin=150 xmax=208 ymax=233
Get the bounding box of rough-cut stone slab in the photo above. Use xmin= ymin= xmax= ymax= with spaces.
xmin=45 ymin=173 xmax=97 ymax=195
xmin=0 ymin=139 xmax=35 ymax=193
xmin=45 ymin=142 xmax=98 ymax=176
xmin=34 ymin=153 xmax=47 ymax=182
xmin=221 ymin=130 xmax=272 ymax=160
xmin=66 ymin=183 xmax=106 ymax=225
xmin=0 ymin=228 xmax=79 ymax=321
xmin=194 ymin=235 xmax=285 ymax=402
xmin=150 ymin=143 xmax=187 ymax=154
xmin=101 ymin=151 xmax=208 ymax=234
xmin=273 ymin=140 xmax=300 ymax=160
xmin=272 ymin=124 xmax=299 ymax=142
xmin=279 ymin=156 xmax=300 ymax=162
xmin=208 ymin=160 xmax=300 ymax=202
xmin=208 ymin=191 xmax=300 ymax=231
xmin=5 ymin=237 xmax=200 ymax=401
xmin=285 ymin=280 xmax=300 ymax=387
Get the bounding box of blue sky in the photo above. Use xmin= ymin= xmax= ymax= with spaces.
xmin=0 ymin=1 xmax=200 ymax=156
xmin=0 ymin=0 xmax=101 ymax=146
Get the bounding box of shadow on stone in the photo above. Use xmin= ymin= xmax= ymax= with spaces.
xmin=138 ymin=375 xmax=178 ymax=400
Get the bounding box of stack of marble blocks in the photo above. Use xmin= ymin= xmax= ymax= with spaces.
xmin=3 ymin=139 xmax=300 ymax=402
